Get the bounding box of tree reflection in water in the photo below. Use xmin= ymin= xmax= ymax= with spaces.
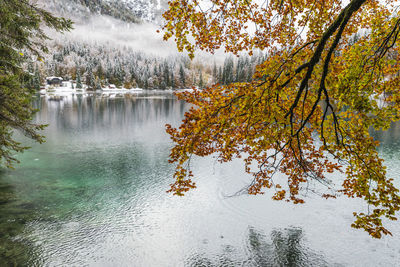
xmin=247 ymin=227 xmax=330 ymax=266
xmin=186 ymin=227 xmax=331 ymax=267
xmin=0 ymin=174 xmax=41 ymax=266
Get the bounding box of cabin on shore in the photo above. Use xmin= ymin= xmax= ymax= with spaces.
xmin=46 ymin=77 xmax=63 ymax=86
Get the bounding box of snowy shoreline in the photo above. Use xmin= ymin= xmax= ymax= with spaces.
xmin=38 ymin=87 xmax=194 ymax=99
xmin=39 ymin=79 xmax=195 ymax=99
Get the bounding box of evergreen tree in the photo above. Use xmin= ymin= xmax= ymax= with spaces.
xmin=33 ymin=67 xmax=41 ymax=90
xmin=117 ymin=66 xmax=125 ymax=86
xmin=27 ymin=62 xmax=35 ymax=89
xmin=95 ymin=76 xmax=102 ymax=90
xmin=96 ymin=64 xmax=104 ymax=81
xmin=179 ymin=65 xmax=185 ymax=87
xmin=212 ymin=62 xmax=217 ymax=83
xmin=163 ymin=63 xmax=170 ymax=88
xmin=76 ymin=68 xmax=83 ymax=89
xmin=235 ymin=57 xmax=241 ymax=82
xmin=247 ymin=66 xmax=253 ymax=82
xmin=54 ymin=64 xmax=59 ymax=77
xmin=86 ymin=69 xmax=95 ymax=90
xmin=153 ymin=65 xmax=158 ymax=76
xmin=106 ymin=63 xmax=113 ymax=81
xmin=222 ymin=57 xmax=234 ymax=84
xmin=198 ymin=70 xmax=204 ymax=89
xmin=0 ymin=0 xmax=72 ymax=167
xmin=218 ymin=66 xmax=223 ymax=84
xmin=171 ymin=72 xmax=175 ymax=89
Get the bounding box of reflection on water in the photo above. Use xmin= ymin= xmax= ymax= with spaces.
xmin=1 ymin=93 xmax=184 ymax=266
xmin=246 ymin=227 xmax=328 ymax=267
xmin=187 ymin=227 xmax=329 ymax=267
xmin=0 ymin=175 xmax=40 ymax=266
xmin=0 ymin=93 xmax=399 ymax=266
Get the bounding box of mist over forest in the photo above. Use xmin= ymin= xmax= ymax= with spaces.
xmin=25 ymin=0 xmax=265 ymax=90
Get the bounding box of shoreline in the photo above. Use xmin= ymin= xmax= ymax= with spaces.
xmin=38 ymin=88 xmax=194 ymax=97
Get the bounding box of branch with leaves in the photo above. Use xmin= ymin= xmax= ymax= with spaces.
xmin=163 ymin=0 xmax=400 ymax=238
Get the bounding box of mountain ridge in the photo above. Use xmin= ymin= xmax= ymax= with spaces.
xmin=38 ymin=0 xmax=167 ymax=24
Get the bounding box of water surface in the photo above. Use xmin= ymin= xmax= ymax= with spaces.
xmin=0 ymin=92 xmax=399 ymax=266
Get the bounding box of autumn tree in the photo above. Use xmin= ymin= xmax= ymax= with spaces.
xmin=162 ymin=0 xmax=400 ymax=238
xmin=0 ymin=0 xmax=72 ymax=167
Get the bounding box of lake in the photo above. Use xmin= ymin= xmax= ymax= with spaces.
xmin=0 ymin=92 xmax=399 ymax=266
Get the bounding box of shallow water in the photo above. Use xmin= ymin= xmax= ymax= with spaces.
xmin=0 ymin=92 xmax=399 ymax=266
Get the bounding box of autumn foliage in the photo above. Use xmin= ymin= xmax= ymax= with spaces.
xmin=163 ymin=0 xmax=400 ymax=238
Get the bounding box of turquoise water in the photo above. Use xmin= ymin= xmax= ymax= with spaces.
xmin=0 ymin=93 xmax=399 ymax=266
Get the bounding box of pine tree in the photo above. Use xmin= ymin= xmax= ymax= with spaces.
xmin=54 ymin=64 xmax=59 ymax=77
xmin=96 ymin=64 xmax=104 ymax=81
xmin=86 ymin=69 xmax=95 ymax=90
xmin=212 ymin=62 xmax=217 ymax=83
xmin=95 ymin=76 xmax=102 ymax=90
xmin=198 ymin=70 xmax=204 ymax=89
xmin=247 ymin=65 xmax=253 ymax=82
xmin=0 ymin=0 xmax=72 ymax=167
xmin=153 ymin=65 xmax=158 ymax=76
xmin=163 ymin=63 xmax=170 ymax=88
xmin=171 ymin=72 xmax=175 ymax=89
xmin=27 ymin=62 xmax=35 ymax=89
xmin=192 ymin=72 xmax=196 ymax=86
xmin=218 ymin=66 xmax=223 ymax=84
xmin=33 ymin=67 xmax=41 ymax=90
xmin=223 ymin=57 xmax=234 ymax=84
xmin=76 ymin=68 xmax=83 ymax=89
xmin=179 ymin=65 xmax=185 ymax=88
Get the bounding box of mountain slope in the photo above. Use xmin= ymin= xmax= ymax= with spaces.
xmin=38 ymin=0 xmax=167 ymax=24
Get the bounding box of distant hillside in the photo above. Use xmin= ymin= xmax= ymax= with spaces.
xmin=35 ymin=0 xmax=177 ymax=58
xmin=24 ymin=36 xmax=263 ymax=91
xmin=27 ymin=0 xmax=263 ymax=91
xmin=38 ymin=0 xmax=167 ymax=24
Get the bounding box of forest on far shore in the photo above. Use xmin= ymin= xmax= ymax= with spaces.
xmin=24 ymin=38 xmax=266 ymax=90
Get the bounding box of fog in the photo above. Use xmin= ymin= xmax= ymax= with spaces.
xmin=63 ymin=15 xmax=179 ymax=56
xmin=38 ymin=0 xmax=243 ymax=64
